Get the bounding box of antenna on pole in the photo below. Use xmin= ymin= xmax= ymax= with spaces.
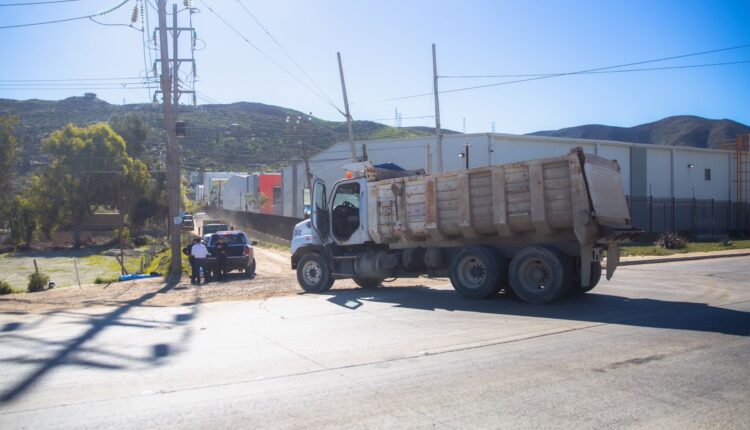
xmin=337 ymin=52 xmax=357 ymax=161
xmin=432 ymin=43 xmax=443 ymax=173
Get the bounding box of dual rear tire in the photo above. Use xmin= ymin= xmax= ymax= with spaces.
xmin=449 ymin=245 xmax=580 ymax=304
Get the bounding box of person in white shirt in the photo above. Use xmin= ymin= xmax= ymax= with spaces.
xmin=190 ymin=239 xmax=210 ymax=284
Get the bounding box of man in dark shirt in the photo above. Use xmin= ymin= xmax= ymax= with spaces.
xmin=215 ymin=236 xmax=229 ymax=282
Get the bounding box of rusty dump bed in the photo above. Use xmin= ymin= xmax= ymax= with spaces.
xmin=366 ymin=148 xmax=632 ymax=248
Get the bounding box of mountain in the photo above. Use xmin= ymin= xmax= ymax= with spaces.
xmin=528 ymin=115 xmax=750 ymax=149
xmin=0 ymin=96 xmax=446 ymax=172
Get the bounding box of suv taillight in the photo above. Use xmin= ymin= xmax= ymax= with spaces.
xmin=244 ymin=245 xmax=251 ymax=256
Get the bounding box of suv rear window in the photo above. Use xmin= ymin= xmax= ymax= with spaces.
xmin=210 ymin=233 xmax=246 ymax=245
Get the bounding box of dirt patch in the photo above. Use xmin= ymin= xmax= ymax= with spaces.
xmin=0 ymin=245 xmax=449 ymax=313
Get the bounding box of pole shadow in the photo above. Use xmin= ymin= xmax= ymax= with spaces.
xmin=0 ymin=279 xmax=200 ymax=404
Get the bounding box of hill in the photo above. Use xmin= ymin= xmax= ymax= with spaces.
xmin=0 ymin=96 xmax=443 ymax=172
xmin=528 ymin=115 xmax=750 ymax=149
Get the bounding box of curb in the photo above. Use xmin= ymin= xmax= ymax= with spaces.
xmin=613 ymin=251 xmax=750 ymax=266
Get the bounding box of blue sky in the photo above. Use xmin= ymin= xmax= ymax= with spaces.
xmin=1 ymin=0 xmax=748 ymax=134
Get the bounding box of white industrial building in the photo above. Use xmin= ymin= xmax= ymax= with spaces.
xmin=281 ymin=133 xmax=748 ymax=233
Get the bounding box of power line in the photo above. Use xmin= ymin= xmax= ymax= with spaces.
xmin=0 ymin=0 xmax=131 ymax=29
xmin=0 ymin=0 xmax=80 ymax=6
xmin=385 ymin=42 xmax=750 ymax=101
xmin=196 ymin=0 xmax=345 ymax=116
xmin=0 ymin=76 xmax=147 ymax=82
xmin=440 ymin=59 xmax=750 ymax=78
xmin=233 ymin=0 xmax=341 ymax=113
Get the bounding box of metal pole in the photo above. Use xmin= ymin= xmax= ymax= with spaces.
xmin=337 ymin=52 xmax=356 ymax=161
xmin=465 ymin=143 xmax=470 ymax=169
xmin=158 ymin=0 xmax=182 ymax=280
xmin=118 ymin=173 xmax=125 ymax=276
xmin=432 ymin=43 xmax=443 ymax=173
xmin=73 ymin=258 xmax=81 ymax=288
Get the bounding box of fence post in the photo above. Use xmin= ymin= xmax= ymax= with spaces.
xmin=711 ymin=199 xmax=715 ymax=236
xmin=649 ymin=196 xmax=653 ymax=233
xmin=727 ymin=199 xmax=732 ymax=234
xmin=672 ymin=197 xmax=676 ymax=232
xmin=693 ymin=198 xmax=697 ymax=232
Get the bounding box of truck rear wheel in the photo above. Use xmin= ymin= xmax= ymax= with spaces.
xmin=449 ymin=246 xmax=504 ymax=299
xmin=297 ymin=253 xmax=334 ymax=293
xmin=509 ymin=247 xmax=572 ymax=304
xmin=353 ymin=277 xmax=383 ymax=289
xmin=245 ymin=258 xmax=256 ymax=278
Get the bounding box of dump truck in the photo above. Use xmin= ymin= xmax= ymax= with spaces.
xmin=291 ymin=148 xmax=638 ymax=304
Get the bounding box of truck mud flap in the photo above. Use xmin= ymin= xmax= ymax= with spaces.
xmin=606 ymin=242 xmax=619 ymax=280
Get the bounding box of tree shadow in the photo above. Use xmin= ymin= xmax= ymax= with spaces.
xmin=324 ymin=286 xmax=750 ymax=337
xmin=0 ymin=279 xmax=201 ymax=404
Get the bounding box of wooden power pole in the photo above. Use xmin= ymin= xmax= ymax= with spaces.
xmin=432 ymin=43 xmax=443 ymax=173
xmin=158 ymin=0 xmax=182 ymax=280
xmin=337 ymin=52 xmax=357 ymax=162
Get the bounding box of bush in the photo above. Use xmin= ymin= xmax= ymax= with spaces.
xmin=0 ymin=280 xmax=13 ymax=295
xmin=94 ymin=275 xmax=119 ymax=284
xmin=654 ymin=232 xmax=688 ymax=250
xmin=113 ymin=227 xmax=134 ymax=248
xmin=27 ymin=272 xmax=50 ymax=293
xmin=134 ymin=234 xmax=155 ymax=247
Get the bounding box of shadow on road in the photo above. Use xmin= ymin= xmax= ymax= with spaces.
xmin=325 ymin=286 xmax=750 ymax=337
xmin=0 ymin=279 xmax=201 ymax=404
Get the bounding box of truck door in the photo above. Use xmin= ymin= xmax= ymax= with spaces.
xmin=311 ymin=179 xmax=330 ymax=241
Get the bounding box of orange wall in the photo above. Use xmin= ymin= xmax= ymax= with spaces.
xmin=258 ymin=174 xmax=281 ymax=214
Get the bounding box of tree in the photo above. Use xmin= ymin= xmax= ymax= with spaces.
xmin=244 ymin=191 xmax=269 ymax=212
xmin=0 ymin=116 xmax=18 ymax=213
xmin=8 ymin=196 xmax=36 ymax=246
xmin=34 ymin=123 xmax=149 ymax=247
xmin=109 ymin=113 xmax=149 ymax=159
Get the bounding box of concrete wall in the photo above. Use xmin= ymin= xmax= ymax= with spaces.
xmin=221 ymin=175 xmax=251 ymax=211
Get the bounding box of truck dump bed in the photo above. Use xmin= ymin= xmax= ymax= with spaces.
xmin=367 ymin=148 xmax=632 ymax=248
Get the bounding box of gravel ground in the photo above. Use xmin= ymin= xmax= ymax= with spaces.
xmin=0 ymin=245 xmax=449 ymax=313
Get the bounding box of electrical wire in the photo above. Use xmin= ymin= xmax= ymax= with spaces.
xmin=234 ymin=0 xmax=341 ymax=114
xmin=440 ymin=59 xmax=750 ymax=78
xmin=0 ymin=0 xmax=131 ymax=29
xmin=0 ymin=0 xmax=80 ymax=6
xmin=384 ymin=42 xmax=750 ymax=101
xmin=196 ymin=0 xmax=345 ymax=117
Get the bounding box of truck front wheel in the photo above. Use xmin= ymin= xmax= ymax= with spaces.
xmin=297 ymin=253 xmax=334 ymax=293
xmin=449 ymin=246 xmax=504 ymax=299
xmin=509 ymin=246 xmax=572 ymax=304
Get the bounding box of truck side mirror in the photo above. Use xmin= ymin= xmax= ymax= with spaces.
xmin=251 ymin=241 xmax=258 ymax=246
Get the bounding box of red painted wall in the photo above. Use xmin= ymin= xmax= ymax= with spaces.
xmin=258 ymin=174 xmax=281 ymax=214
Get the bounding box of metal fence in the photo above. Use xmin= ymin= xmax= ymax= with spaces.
xmin=627 ymin=197 xmax=750 ymax=235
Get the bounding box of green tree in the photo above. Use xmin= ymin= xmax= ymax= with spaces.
xmin=8 ymin=196 xmax=36 ymax=246
xmin=0 ymin=116 xmax=19 ymax=214
xmin=109 ymin=113 xmax=149 ymax=159
xmin=34 ymin=123 xmax=149 ymax=247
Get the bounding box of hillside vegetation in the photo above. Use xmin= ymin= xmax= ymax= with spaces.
xmin=528 ymin=115 xmax=749 ymax=149
xmin=0 ymin=96 xmax=435 ymax=172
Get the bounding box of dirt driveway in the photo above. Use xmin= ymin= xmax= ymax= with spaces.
xmin=0 ymin=245 xmax=449 ymax=313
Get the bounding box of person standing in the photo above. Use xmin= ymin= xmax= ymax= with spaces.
xmin=183 ymin=238 xmax=198 ymax=284
xmin=215 ymin=236 xmax=229 ymax=282
xmin=190 ymin=239 xmax=209 ymax=285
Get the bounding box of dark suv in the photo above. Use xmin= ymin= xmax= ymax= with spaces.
xmin=205 ymin=231 xmax=257 ymax=277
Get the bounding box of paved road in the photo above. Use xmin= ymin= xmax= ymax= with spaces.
xmin=0 ymin=257 xmax=748 ymax=429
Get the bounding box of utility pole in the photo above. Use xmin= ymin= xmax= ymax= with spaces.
xmin=172 ymin=3 xmax=179 ymax=114
xmin=158 ymin=0 xmax=182 ymax=280
xmin=337 ymin=52 xmax=357 ymax=161
xmin=432 ymin=43 xmax=443 ymax=173
xmin=299 ymin=115 xmax=312 ymax=190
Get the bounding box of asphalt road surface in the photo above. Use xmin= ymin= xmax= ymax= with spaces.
xmin=1 ymin=257 xmax=749 ymax=429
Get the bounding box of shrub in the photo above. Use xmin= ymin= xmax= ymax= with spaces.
xmin=134 ymin=234 xmax=155 ymax=247
xmin=654 ymin=232 xmax=688 ymax=250
xmin=0 ymin=280 xmax=13 ymax=295
xmin=94 ymin=275 xmax=119 ymax=284
xmin=27 ymin=272 xmax=50 ymax=293
xmin=113 ymin=227 xmax=134 ymax=248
